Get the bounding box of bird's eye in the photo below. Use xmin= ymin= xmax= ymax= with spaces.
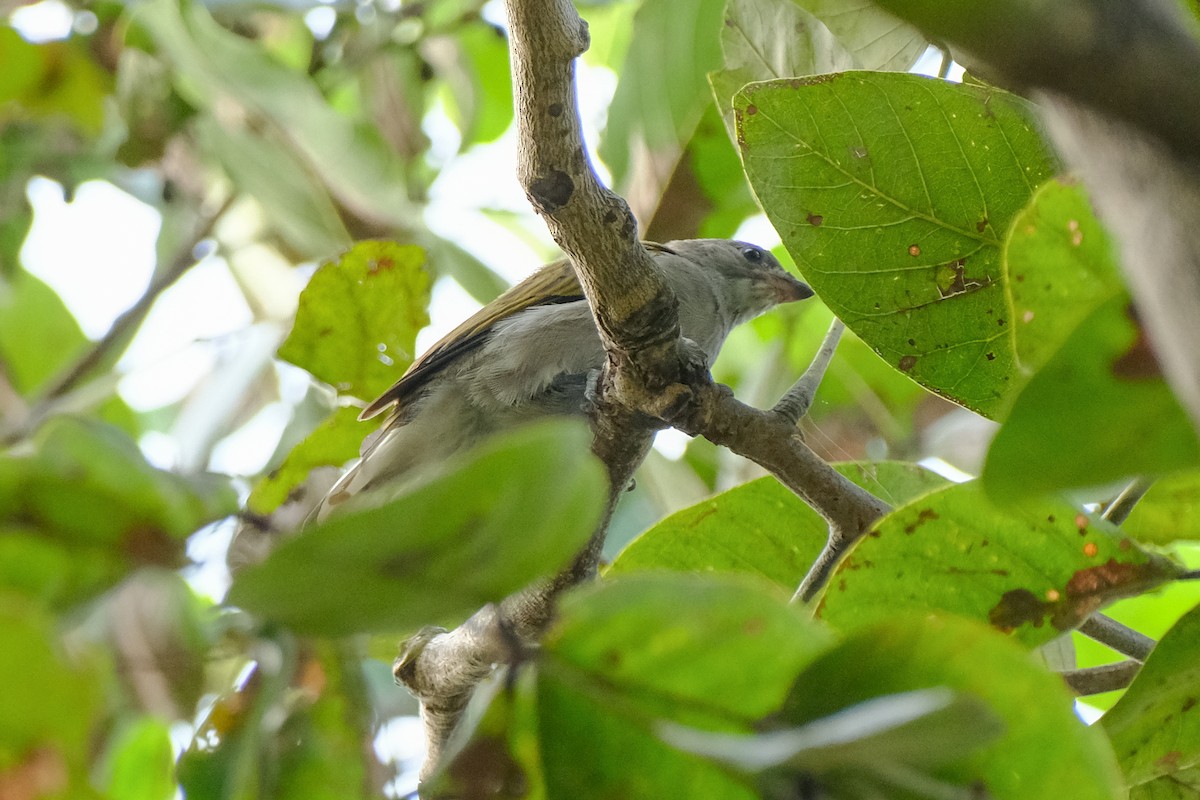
xmin=741 ymin=246 xmax=764 ymax=263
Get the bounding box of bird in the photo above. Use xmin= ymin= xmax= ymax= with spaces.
xmin=313 ymin=239 xmax=813 ymax=520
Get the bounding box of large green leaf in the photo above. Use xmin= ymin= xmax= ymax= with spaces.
xmin=535 ymin=574 xmax=832 ymax=800
xmin=778 ymin=615 xmax=1123 ymax=800
xmin=817 ymin=481 xmax=1183 ymax=647
xmin=227 ymin=420 xmax=606 ymax=636
xmin=1004 ymin=177 xmax=1124 ymax=376
xmin=278 ymin=242 xmax=430 ymax=402
xmin=1103 ymin=602 xmax=1200 ymax=797
xmin=608 ymin=461 xmax=945 ymax=588
xmin=738 ymin=72 xmax=1060 ymax=418
xmin=0 ymin=417 xmax=236 ymax=609
xmin=984 ymin=296 xmax=1200 ymax=499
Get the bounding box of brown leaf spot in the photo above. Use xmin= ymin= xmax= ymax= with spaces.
xmin=1065 ymin=558 xmax=1141 ymax=596
xmin=908 ymin=244 xmax=921 ymax=256
xmin=1112 ymin=305 xmax=1163 ymax=380
xmin=1155 ymin=751 xmax=1183 ymax=772
xmin=806 ymin=212 xmax=824 ymax=226
xmin=1068 ymin=219 xmax=1083 ymax=247
xmin=985 ymin=352 xmax=996 ymax=361
xmin=1182 ymin=696 xmax=1197 ymax=712
xmin=907 ymin=338 xmax=916 ymax=346
xmin=1046 ymin=588 xmax=1060 ymax=602
xmin=1075 ymin=513 xmax=1089 ymax=533
xmin=746 ymin=104 xmax=758 ymax=115
xmin=1083 ymin=541 xmax=1099 ymax=558
xmin=976 ymin=218 xmax=989 ymax=232
xmin=1047 ymin=515 xmax=1057 ymax=524
xmin=743 ymin=617 xmax=765 ymax=635
xmin=898 ymin=355 xmax=918 ymax=372
xmin=989 ymin=588 xmax=1047 ymax=632
xmin=903 ymin=508 xmax=939 ymax=534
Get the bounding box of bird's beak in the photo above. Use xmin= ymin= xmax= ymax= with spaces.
xmin=769 ymin=272 xmax=815 ymax=303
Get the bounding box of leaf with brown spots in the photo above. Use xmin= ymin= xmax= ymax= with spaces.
xmin=1104 ymin=603 xmax=1200 ymax=794
xmin=737 ymin=72 xmax=1059 ymax=418
xmin=817 ymin=481 xmax=1180 ymax=647
xmin=278 ymin=241 xmax=430 ymax=402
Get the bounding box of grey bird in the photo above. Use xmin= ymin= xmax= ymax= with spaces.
xmin=314 ymin=239 xmax=813 ymax=520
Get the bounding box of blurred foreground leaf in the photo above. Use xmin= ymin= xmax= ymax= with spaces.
xmin=228 ymin=420 xmax=606 ymax=635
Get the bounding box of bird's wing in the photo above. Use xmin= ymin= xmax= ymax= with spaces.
xmin=358 ymin=243 xmax=677 ymax=421
xmin=357 ymin=259 xmax=581 ymax=420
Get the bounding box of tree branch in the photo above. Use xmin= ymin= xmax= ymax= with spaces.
xmin=397 ymin=0 xmax=890 ymax=781
xmin=1062 ymin=660 xmax=1141 ymax=697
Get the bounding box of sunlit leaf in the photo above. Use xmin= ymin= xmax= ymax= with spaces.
xmin=794 ymin=0 xmax=927 ymax=71
xmin=248 ymin=406 xmax=379 ymax=516
xmin=608 ymin=461 xmax=945 ymax=587
xmin=0 ymin=28 xmax=111 ymax=134
xmin=984 ymin=296 xmax=1200 ymax=499
xmin=278 ymin=242 xmax=430 ymax=402
xmin=0 ymin=268 xmax=88 ymax=395
xmin=228 ymin=420 xmax=606 ymax=636
xmin=1103 ymin=602 xmax=1200 ymax=796
xmin=104 ymin=717 xmax=175 ymax=800
xmin=817 ymin=481 xmax=1183 ymax=647
xmin=738 ymin=72 xmax=1059 ymax=418
xmin=1005 ymin=176 xmax=1124 ymax=375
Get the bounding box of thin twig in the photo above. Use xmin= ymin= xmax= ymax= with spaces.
xmin=1101 ymin=477 xmax=1154 ymax=526
xmin=34 ymin=193 xmax=235 ymax=406
xmin=1062 ymin=660 xmax=1141 ymax=696
xmin=1078 ymin=615 xmax=1155 ymax=661
xmin=774 ymin=318 xmax=844 ymax=425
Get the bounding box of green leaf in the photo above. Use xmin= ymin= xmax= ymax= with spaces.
xmin=983 ymin=296 xmax=1200 ymax=499
xmin=0 ymin=417 xmax=237 ymax=608
xmin=134 ymin=0 xmax=418 ymax=230
xmin=1005 ymin=176 xmax=1124 ymax=375
xmin=738 ymin=72 xmax=1060 ymax=418
xmin=0 ymin=268 xmax=88 ymax=395
xmin=778 ymin=614 xmax=1123 ymax=800
xmin=1123 ymin=472 xmax=1200 ymax=544
xmin=599 ymin=0 xmax=725 ymax=187
xmin=195 ymin=115 xmax=351 ymax=260
xmin=104 ymin=718 xmax=175 ymax=800
xmin=535 ymin=574 xmax=832 ymax=800
xmin=447 ymin=22 xmax=514 ymax=146
xmin=794 ymin=0 xmax=927 ymax=71
xmin=708 ymin=0 xmax=856 ymax=140
xmin=0 ymin=601 xmax=101 ymax=782
xmin=608 ymin=461 xmax=946 ymax=588
xmin=0 ymin=29 xmax=111 ymax=134
xmin=248 ymin=406 xmax=380 ymax=516
xmin=1103 ymin=602 xmax=1200 ymax=796
xmin=278 ymin=242 xmax=430 ymax=402
xmin=817 ymin=481 xmax=1183 ymax=647
xmin=227 ymin=420 xmax=606 ymax=636
xmin=662 ymin=688 xmax=1002 ymax=775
